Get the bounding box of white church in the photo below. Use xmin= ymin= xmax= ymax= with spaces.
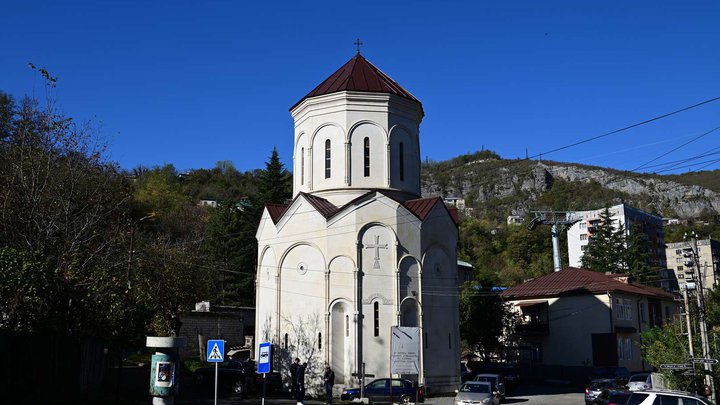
xmin=255 ymin=52 xmax=460 ymax=393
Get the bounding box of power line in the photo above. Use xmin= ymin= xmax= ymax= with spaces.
xmin=632 ymin=126 xmax=720 ymax=172
xmin=527 ymin=96 xmax=720 ymax=161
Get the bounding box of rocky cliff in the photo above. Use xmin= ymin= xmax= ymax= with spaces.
xmin=421 ymin=157 xmax=720 ymax=219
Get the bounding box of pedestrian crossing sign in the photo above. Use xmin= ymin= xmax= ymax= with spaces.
xmin=206 ymin=339 xmax=224 ymax=362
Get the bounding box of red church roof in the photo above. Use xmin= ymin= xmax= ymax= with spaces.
xmin=291 ymin=54 xmax=420 ymax=110
xmin=266 ymin=204 xmax=288 ymax=224
xmin=402 ymin=196 xmax=459 ymax=225
xmin=501 ymin=267 xmax=674 ymax=300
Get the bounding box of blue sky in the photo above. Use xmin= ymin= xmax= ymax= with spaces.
xmin=2 ymin=1 xmax=719 ymax=174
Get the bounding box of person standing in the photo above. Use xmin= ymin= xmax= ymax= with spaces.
xmin=290 ymin=358 xmax=300 ymax=398
xmin=323 ymin=365 xmax=335 ymax=405
xmin=295 ymin=362 xmax=307 ymax=404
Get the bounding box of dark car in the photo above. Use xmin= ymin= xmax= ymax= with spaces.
xmin=590 ymin=367 xmax=631 ymax=384
xmin=585 ymin=379 xmax=624 ymax=405
xmin=592 ymin=389 xmax=632 ymax=405
xmin=194 ymin=359 xmax=250 ymax=395
xmin=341 ymin=378 xmax=425 ymax=404
xmin=465 ymin=363 xmax=520 ymax=388
xmin=194 ymin=359 xmax=283 ymax=397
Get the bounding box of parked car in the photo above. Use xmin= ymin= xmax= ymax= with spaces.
xmin=453 ymin=381 xmax=501 ymax=405
xmin=194 ymin=359 xmax=282 ymax=396
xmin=341 ymin=378 xmax=425 ymax=404
xmin=585 ymin=379 xmax=625 ymax=405
xmin=592 ymin=389 xmax=632 ymax=405
xmin=464 ymin=363 xmax=520 ymax=387
xmin=589 ymin=367 xmax=631 ymax=384
xmin=626 ymin=389 xmax=713 ymax=405
xmin=473 ymin=373 xmax=505 ymax=399
xmin=194 ymin=359 xmax=250 ymax=395
xmin=626 ymin=373 xmax=651 ymax=391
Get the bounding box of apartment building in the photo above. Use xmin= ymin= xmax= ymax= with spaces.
xmin=666 ymin=238 xmax=720 ymax=291
xmin=567 ymin=203 xmax=666 ymax=270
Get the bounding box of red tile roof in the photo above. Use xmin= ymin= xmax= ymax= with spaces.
xmin=299 ymin=192 xmax=339 ymax=218
xmin=501 ymin=267 xmax=675 ymax=300
xmin=267 ymin=191 xmax=459 ymax=227
xmin=291 ymin=54 xmax=420 ymax=110
xmin=266 ymin=204 xmax=288 ymax=224
xmin=403 ymin=196 xmax=442 ymax=221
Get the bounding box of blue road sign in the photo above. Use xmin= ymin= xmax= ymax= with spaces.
xmin=258 ymin=342 xmax=271 ymax=373
xmin=207 ymin=340 xmax=225 ymax=362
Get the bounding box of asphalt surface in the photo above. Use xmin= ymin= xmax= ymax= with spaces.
xmin=175 ymin=384 xmax=585 ymax=405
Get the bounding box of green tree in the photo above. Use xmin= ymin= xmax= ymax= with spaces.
xmin=205 ymin=200 xmax=257 ymax=306
xmin=459 ymin=283 xmax=519 ymax=360
xmin=581 ymin=207 xmax=626 ymax=273
xmin=0 ymin=83 xmax=131 ymax=337
xmin=257 ymin=147 xmax=291 ymax=205
xmin=641 ymin=320 xmax=699 ymax=392
xmin=623 ymin=222 xmax=655 ymax=283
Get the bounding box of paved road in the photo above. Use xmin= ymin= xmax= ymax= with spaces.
xmin=176 ymin=384 xmax=584 ymax=405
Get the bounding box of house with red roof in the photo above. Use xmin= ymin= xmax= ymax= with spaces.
xmin=501 ymin=267 xmax=680 ymax=377
xmin=255 ymin=53 xmax=460 ymax=393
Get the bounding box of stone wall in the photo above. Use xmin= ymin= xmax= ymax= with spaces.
xmin=179 ymin=311 xmax=245 ymax=360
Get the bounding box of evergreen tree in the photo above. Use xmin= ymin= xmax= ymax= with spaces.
xmin=257 ymin=147 xmax=291 ymax=205
xmin=623 ymin=222 xmax=654 ymax=283
xmin=581 ymin=207 xmax=626 ymax=273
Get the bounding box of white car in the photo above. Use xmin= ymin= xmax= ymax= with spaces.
xmin=626 ymin=389 xmax=712 ymax=405
xmin=454 ymin=381 xmax=501 ymax=405
xmin=626 ymin=373 xmax=651 ymax=391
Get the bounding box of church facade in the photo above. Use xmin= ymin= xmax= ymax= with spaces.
xmin=255 ymin=53 xmax=460 ymax=393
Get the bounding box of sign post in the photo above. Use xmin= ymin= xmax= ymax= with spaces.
xmin=207 ymin=339 xmax=225 ymax=405
xmin=660 ymin=364 xmax=692 ymax=370
xmin=258 ymin=342 xmax=272 ymax=405
xmin=690 ymin=358 xmax=719 ymax=364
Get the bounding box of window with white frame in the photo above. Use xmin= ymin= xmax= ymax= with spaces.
xmin=614 ymin=298 xmax=633 ymax=320
xmin=580 ymin=222 xmax=587 ymax=230
xmin=617 ymin=337 xmax=633 ymax=360
xmin=580 ymin=234 xmax=588 ymax=241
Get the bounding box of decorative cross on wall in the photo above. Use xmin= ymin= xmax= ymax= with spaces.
xmin=365 ymin=235 xmax=388 ymax=269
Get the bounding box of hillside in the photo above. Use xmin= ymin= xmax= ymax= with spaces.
xmin=421 ymin=150 xmax=720 ymax=221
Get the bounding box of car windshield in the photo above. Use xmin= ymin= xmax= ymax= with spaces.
xmin=460 ymin=384 xmax=490 ymax=394
xmin=628 ymin=374 xmax=648 ymax=382
xmin=475 ymin=377 xmax=496 ymax=383
xmin=590 ymin=381 xmax=616 ymax=390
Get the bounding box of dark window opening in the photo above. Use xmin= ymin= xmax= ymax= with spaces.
xmin=374 ymin=301 xmax=379 ymax=337
xmin=364 ymin=137 xmax=370 ymax=177
xmin=284 ymin=333 xmax=288 ymax=349
xmin=318 ymin=332 xmax=322 ymax=349
xmin=325 ymin=139 xmax=331 ymax=178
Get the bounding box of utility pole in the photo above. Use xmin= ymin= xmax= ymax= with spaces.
xmin=686 ymin=232 xmax=715 ymax=403
xmin=682 ymin=284 xmax=694 ymax=359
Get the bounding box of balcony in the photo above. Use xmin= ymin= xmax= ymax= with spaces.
xmin=516 ymin=322 xmax=549 ymax=336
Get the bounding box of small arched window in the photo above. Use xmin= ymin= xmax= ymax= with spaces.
xmin=325 ymin=139 xmax=331 ymax=179
xmin=374 ymin=301 xmax=380 ymax=337
xmin=364 ymin=137 xmax=370 ymax=177
xmin=345 ymin=315 xmax=350 ymax=337
xmin=300 ymin=147 xmax=304 ymax=185
xmin=318 ymin=332 xmax=322 ymax=349
xmin=399 ymin=142 xmax=405 ymax=181
xmin=284 ymin=333 xmax=288 ymax=349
